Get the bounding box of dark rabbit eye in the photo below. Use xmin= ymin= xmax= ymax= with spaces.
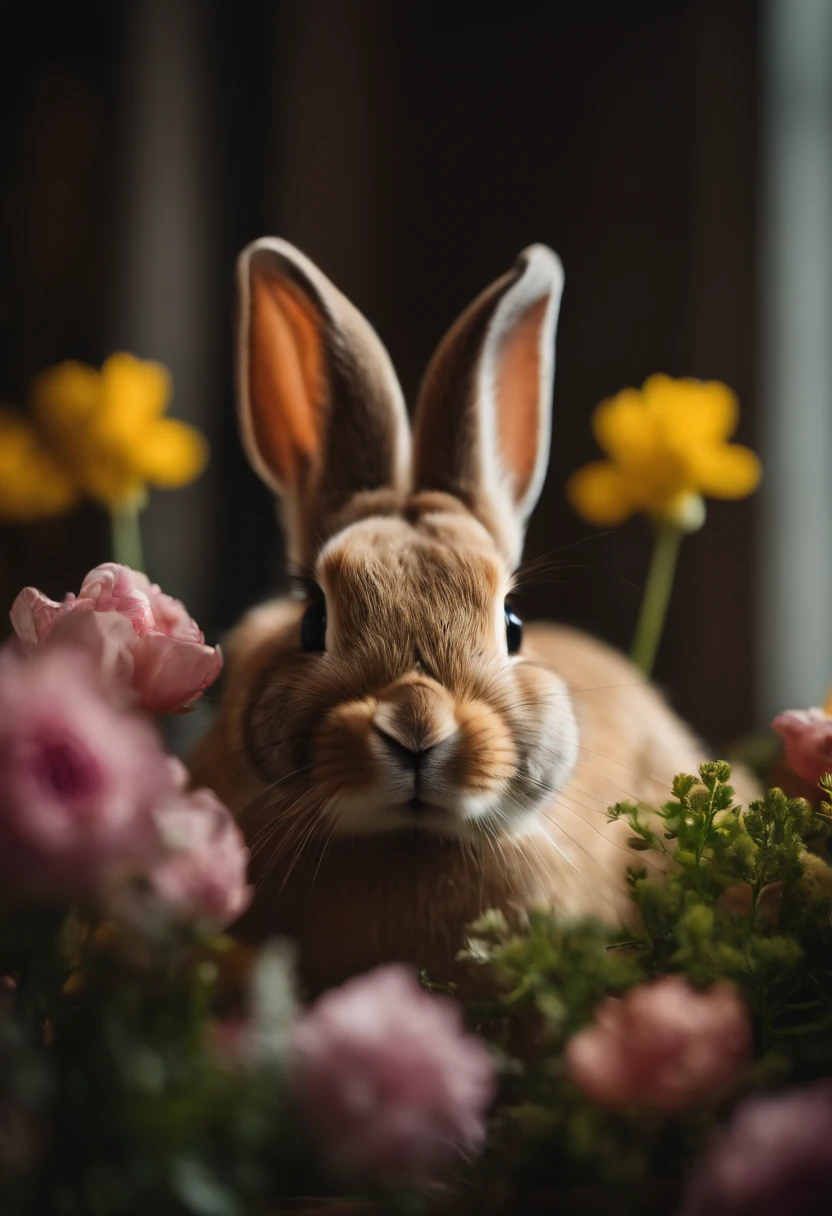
xmin=301 ymin=600 xmax=327 ymax=652
xmin=505 ymin=604 xmax=523 ymax=655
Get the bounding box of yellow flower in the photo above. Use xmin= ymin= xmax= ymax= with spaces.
xmin=566 ymin=374 xmax=762 ymax=528
xmin=0 ymin=408 xmax=79 ymax=522
xmin=31 ymin=353 xmax=208 ymax=509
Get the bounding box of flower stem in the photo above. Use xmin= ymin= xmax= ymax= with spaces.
xmin=109 ymin=502 xmax=145 ymax=571
xmin=630 ymin=520 xmax=684 ymax=678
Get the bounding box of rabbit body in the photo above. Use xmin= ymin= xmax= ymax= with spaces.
xmin=190 ymin=237 xmax=744 ymax=996
xmin=191 ymin=610 xmax=709 ymax=995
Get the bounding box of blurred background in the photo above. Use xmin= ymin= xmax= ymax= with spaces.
xmin=1 ymin=0 xmax=830 ymax=751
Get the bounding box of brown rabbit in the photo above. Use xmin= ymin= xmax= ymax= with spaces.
xmin=189 ymin=238 xmax=741 ymax=996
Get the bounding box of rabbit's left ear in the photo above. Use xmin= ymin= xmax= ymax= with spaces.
xmin=236 ymin=238 xmax=410 ymax=569
xmin=412 ymin=245 xmax=564 ymax=566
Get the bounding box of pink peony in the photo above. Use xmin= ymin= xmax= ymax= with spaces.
xmin=290 ymin=964 xmax=496 ymax=1182
xmin=0 ymin=646 xmax=171 ymax=894
xmin=148 ymin=784 xmax=252 ymax=928
xmin=772 ymin=708 xmax=832 ymax=789
xmin=564 ymin=976 xmax=752 ymax=1113
xmin=10 ymin=563 xmax=222 ymax=715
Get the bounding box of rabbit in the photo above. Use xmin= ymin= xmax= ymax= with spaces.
xmin=189 ymin=237 xmax=754 ymax=996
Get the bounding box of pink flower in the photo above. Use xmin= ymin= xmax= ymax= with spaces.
xmin=10 ymin=563 xmax=222 ymax=715
xmin=564 ymin=976 xmax=752 ymax=1113
xmin=0 ymin=647 xmax=171 ymax=895
xmin=680 ymin=1081 xmax=832 ymax=1216
xmin=290 ymin=964 xmax=496 ymax=1182
xmin=772 ymin=708 xmax=832 ymax=788
xmin=148 ymin=785 xmax=252 ymax=928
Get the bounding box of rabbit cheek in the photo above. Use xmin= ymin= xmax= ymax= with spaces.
xmin=449 ymin=700 xmax=517 ymax=807
xmin=514 ymin=663 xmax=578 ymax=804
xmin=311 ymin=699 xmax=378 ymax=800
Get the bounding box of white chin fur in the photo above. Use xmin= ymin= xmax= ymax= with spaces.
xmin=319 ymin=786 xmax=565 ymax=843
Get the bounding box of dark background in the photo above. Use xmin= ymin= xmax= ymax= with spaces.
xmin=0 ymin=0 xmax=759 ymax=747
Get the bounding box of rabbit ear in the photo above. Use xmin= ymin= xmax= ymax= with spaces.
xmin=236 ymin=237 xmax=410 ymax=566
xmin=412 ymin=245 xmax=564 ymax=566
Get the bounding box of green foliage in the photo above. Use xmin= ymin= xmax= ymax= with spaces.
xmin=0 ymin=911 xmax=332 ymax=1216
xmin=462 ymin=909 xmax=642 ymax=1044
xmin=458 ymin=762 xmax=832 ymax=1209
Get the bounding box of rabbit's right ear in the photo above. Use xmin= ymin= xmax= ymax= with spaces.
xmin=236 ymin=238 xmax=410 ymax=567
xmin=412 ymin=246 xmax=564 ymax=567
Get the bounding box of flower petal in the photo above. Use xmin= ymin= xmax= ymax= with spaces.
xmin=772 ymin=708 xmax=832 ymax=787
xmin=149 ymin=789 xmax=252 ymax=927
xmin=98 ymin=353 xmax=171 ymax=439
xmin=78 ymin=564 xmax=155 ymax=634
xmin=565 ymin=461 xmax=637 ymax=526
xmin=0 ymin=408 xmax=79 ymax=521
xmin=9 ymin=587 xmax=64 ymax=646
xmin=48 ymin=608 xmax=139 ymax=691
xmin=30 ymin=362 xmax=101 ymax=441
xmin=132 ymin=419 xmax=209 ymax=488
xmin=68 ymin=453 xmax=145 ymax=508
xmin=131 ymin=632 xmax=223 ymax=714
xmin=642 ymin=375 xmax=739 ymax=443
xmin=591 ymin=388 xmax=657 ymax=464
xmin=685 ymin=443 xmax=762 ymax=498
xmin=0 ymin=645 xmax=169 ymax=896
xmin=146 ymin=589 xmax=204 ymax=643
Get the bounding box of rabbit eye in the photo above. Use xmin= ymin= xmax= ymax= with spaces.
xmin=301 ymin=600 xmax=327 ymax=652
xmin=505 ymin=603 xmax=523 ymax=655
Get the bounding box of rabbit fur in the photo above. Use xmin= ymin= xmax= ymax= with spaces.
xmin=189 ymin=238 xmax=755 ymax=995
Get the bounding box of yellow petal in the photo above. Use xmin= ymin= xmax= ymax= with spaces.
xmin=591 ymin=388 xmax=657 ymax=465
xmin=0 ymin=408 xmax=78 ymax=521
xmin=565 ymin=460 xmax=637 ymax=526
xmin=685 ymin=442 xmax=762 ymax=499
xmin=96 ymin=353 xmax=172 ymax=442
xmin=31 ymin=361 xmax=102 ymax=441
xmin=647 ymin=376 xmax=739 ymax=445
xmin=132 ymin=419 xmax=208 ymax=488
xmin=72 ymin=455 xmax=145 ymax=508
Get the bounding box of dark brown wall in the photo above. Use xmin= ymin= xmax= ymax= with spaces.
xmin=0 ymin=0 xmax=760 ymax=746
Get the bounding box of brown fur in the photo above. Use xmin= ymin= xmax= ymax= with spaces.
xmin=190 ymin=239 xmax=757 ymax=998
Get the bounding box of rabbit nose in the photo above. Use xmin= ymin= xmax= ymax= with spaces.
xmin=371 ymin=677 xmax=457 ymax=765
xmin=371 ymin=725 xmax=436 ymax=771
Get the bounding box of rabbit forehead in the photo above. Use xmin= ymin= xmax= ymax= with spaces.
xmin=316 ymin=508 xmax=507 ymax=609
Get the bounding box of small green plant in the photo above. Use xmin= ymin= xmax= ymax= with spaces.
xmin=458 ymin=763 xmax=832 ymax=1210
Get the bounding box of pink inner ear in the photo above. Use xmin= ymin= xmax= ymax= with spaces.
xmin=496 ymin=295 xmax=548 ymax=504
xmin=249 ymin=272 xmax=324 ymax=490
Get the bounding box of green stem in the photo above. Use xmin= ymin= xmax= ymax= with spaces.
xmin=630 ymin=520 xmax=684 ymax=678
xmin=109 ymin=502 xmax=145 ymax=571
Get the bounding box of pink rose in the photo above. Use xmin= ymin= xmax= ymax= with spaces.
xmin=772 ymin=708 xmax=832 ymax=789
xmin=10 ymin=563 xmax=222 ymax=715
xmin=290 ymin=964 xmax=496 ymax=1183
xmin=148 ymin=785 xmax=252 ymax=928
xmin=0 ymin=647 xmax=171 ymax=895
xmin=564 ymin=976 xmax=752 ymax=1113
